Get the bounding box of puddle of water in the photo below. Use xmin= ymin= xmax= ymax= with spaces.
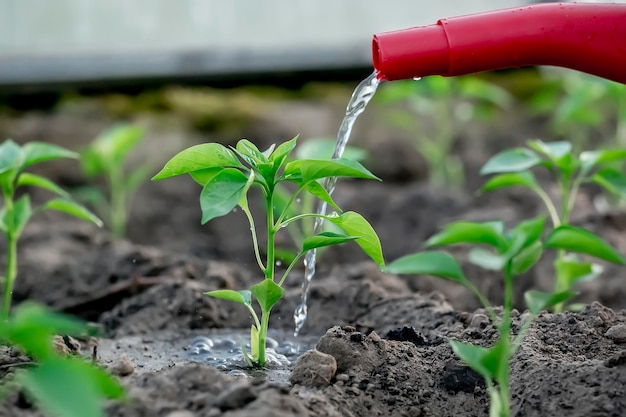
xmin=98 ymin=329 xmax=319 ymax=385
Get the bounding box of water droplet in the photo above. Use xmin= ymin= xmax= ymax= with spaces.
xmin=296 ymin=198 xmax=301 ymax=203
xmin=413 ymin=76 xmax=422 ymax=81
xmin=275 ymin=260 xmax=282 ymax=267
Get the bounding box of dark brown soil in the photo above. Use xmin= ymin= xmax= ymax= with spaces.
xmin=0 ymin=84 xmax=625 ymax=416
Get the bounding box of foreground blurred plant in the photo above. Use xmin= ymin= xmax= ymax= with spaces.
xmin=377 ymin=75 xmax=512 ymax=187
xmin=0 ymin=303 xmax=125 ymax=417
xmin=386 ymin=139 xmax=625 ymax=417
xmin=0 ymin=139 xmax=102 ymax=319
xmin=78 ymin=124 xmax=149 ymax=238
xmin=480 ymin=139 xmax=626 ymax=311
xmin=153 ymin=136 xmax=384 ymax=366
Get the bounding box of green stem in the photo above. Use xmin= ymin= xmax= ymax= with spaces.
xmin=257 ymin=308 xmax=271 ymax=367
xmin=2 ymin=233 xmax=17 ymax=321
xmin=464 ymin=280 xmax=500 ymax=327
xmin=278 ymin=252 xmax=305 ymax=287
xmin=533 ymin=186 xmax=560 ymax=228
xmin=241 ymin=204 xmax=265 ymax=273
xmin=495 ymin=264 xmax=515 ymax=417
xmin=109 ymin=169 xmax=126 ymax=238
xmin=265 ymin=193 xmax=275 ymax=281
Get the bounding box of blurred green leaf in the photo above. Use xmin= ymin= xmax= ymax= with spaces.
xmin=205 ymin=289 xmax=252 ymax=306
xmin=545 ymin=225 xmax=626 ymax=264
xmin=41 ymin=198 xmax=103 ymax=227
xmin=480 ymin=148 xmax=541 ymax=174
xmin=17 ymin=173 xmax=70 ymax=198
xmin=481 ymin=171 xmax=538 ymax=193
xmin=384 ymin=251 xmax=466 ymax=283
xmin=524 ymin=290 xmax=577 ymax=315
xmin=426 ymin=221 xmax=506 ymax=249
xmin=22 ymin=142 xmax=77 ymax=169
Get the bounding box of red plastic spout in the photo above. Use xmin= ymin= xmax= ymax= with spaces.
xmin=373 ymin=3 xmax=626 ymax=84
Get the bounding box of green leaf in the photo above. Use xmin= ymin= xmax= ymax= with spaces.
xmin=282 ymin=158 xmax=380 ymax=183
xmin=511 ymin=241 xmax=543 ymax=275
xmin=527 ymin=139 xmax=572 ymax=160
xmin=449 ymin=340 xmax=503 ymax=380
xmin=236 ymin=139 xmax=267 ymax=166
xmin=468 ymin=248 xmax=505 ymax=270
xmin=12 ymin=195 xmax=32 ymax=237
xmin=152 ymin=143 xmax=243 ymax=180
xmin=545 ymin=225 xmax=626 ymax=264
xmin=205 ymin=289 xmax=252 ymax=306
xmin=480 ymin=148 xmax=541 ymax=174
xmin=524 ymin=290 xmax=577 ymax=315
xmin=426 ymin=221 xmax=506 ymax=249
xmin=199 ymin=168 xmax=249 ymax=224
xmin=555 ymin=257 xmax=602 ymax=286
xmin=189 ymin=167 xmax=224 ymax=186
xmin=91 ymin=124 xmax=144 ymax=166
xmin=19 ymin=357 xmax=124 ymax=417
xmin=269 ymin=135 xmax=298 ymax=165
xmin=304 ymin=181 xmax=341 ymax=212
xmin=250 ymin=325 xmax=260 ymax=362
xmin=21 ymin=142 xmax=78 ymax=168
xmin=42 ymin=198 xmax=103 ymax=227
xmin=592 ymin=168 xmax=626 ymax=199
xmin=0 ymin=139 xmax=22 ymax=174
xmin=327 ymin=211 xmax=384 ymax=267
xmin=5 ymin=302 xmax=89 ymax=360
xmin=17 ymin=172 xmax=70 ymax=198
xmin=481 ymin=171 xmax=538 ymax=193
xmin=580 ymin=149 xmax=626 ymax=170
xmin=384 ymin=251 xmax=467 ymax=283
xmin=250 ymin=279 xmax=285 ymax=313
xmin=508 ymin=216 xmax=546 ymax=254
xmin=302 ymin=232 xmax=359 ymax=252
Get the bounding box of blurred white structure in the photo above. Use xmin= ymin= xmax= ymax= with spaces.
xmin=0 ymin=0 xmax=585 ymax=86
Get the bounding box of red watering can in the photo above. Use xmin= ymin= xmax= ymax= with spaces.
xmin=373 ymin=2 xmax=626 ymax=84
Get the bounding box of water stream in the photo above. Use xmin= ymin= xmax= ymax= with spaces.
xmin=293 ymin=71 xmax=381 ymax=335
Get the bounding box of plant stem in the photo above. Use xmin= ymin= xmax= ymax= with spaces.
xmin=109 ymin=169 xmax=126 ymax=238
xmin=257 ymin=308 xmax=270 ymax=367
xmin=495 ymin=264 xmax=514 ymax=417
xmin=2 ymin=233 xmax=17 ymax=321
xmin=265 ymin=193 xmax=276 ymax=281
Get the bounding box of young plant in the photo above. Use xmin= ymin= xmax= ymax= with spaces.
xmin=385 ymin=214 xmax=624 ymax=417
xmin=78 ymin=124 xmax=149 ymax=238
xmin=377 ymin=75 xmax=512 ymax=187
xmin=480 ymin=139 xmax=626 ymax=310
xmin=528 ymin=71 xmax=626 ymax=150
xmin=0 ymin=139 xmax=102 ymax=320
xmin=0 ymin=302 xmax=125 ymax=417
xmin=153 ymin=136 xmax=384 ymax=367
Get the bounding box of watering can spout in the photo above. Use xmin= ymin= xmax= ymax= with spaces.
xmin=373 ymin=3 xmax=626 ymax=84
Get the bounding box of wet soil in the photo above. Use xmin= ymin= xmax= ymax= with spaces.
xmin=0 ymin=84 xmax=625 ymax=416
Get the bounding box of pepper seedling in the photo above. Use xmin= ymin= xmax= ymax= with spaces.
xmin=480 ymin=138 xmax=626 ymax=311
xmin=386 ymin=215 xmax=624 ymax=417
xmin=0 ymin=139 xmax=102 ymax=320
xmin=0 ymin=302 xmax=125 ymax=417
xmin=78 ymin=124 xmax=149 ymax=238
xmin=153 ymin=136 xmax=384 ymax=367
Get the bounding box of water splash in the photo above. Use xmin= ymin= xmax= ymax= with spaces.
xmin=293 ymin=71 xmax=381 ymax=336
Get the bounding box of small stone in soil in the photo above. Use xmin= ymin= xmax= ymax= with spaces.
xmin=386 ymin=326 xmax=427 ymax=346
xmin=442 ymin=361 xmax=485 ymax=393
xmin=605 ymin=324 xmax=626 ymax=343
xmin=290 ymin=350 xmax=337 ymax=387
xmin=109 ymin=354 xmax=135 ymax=376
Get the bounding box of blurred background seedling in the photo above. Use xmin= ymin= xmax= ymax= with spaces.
xmin=376 ymin=75 xmax=513 ymax=188
xmin=76 ymin=124 xmax=150 ymax=238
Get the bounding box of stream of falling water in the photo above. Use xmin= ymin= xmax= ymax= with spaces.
xmin=293 ymin=71 xmax=381 ymax=336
